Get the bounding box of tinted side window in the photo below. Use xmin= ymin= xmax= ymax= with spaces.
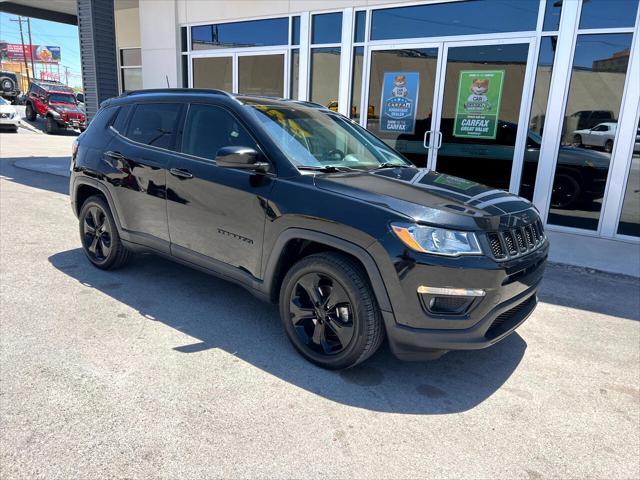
xmin=181 ymin=104 xmax=257 ymax=161
xmin=89 ymin=106 xmax=117 ymax=130
xmin=125 ymin=103 xmax=182 ymax=150
xmin=112 ymin=104 xmax=132 ymax=133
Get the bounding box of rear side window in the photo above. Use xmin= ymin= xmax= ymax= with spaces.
xmin=125 ymin=103 xmax=182 ymax=150
xmin=89 ymin=106 xmax=117 ymax=130
xmin=111 ymin=104 xmax=132 ymax=133
xmin=181 ymin=104 xmax=256 ymax=161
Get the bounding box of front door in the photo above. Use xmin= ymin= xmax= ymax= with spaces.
xmin=166 ymin=103 xmax=274 ymax=278
xmin=364 ymin=38 xmax=535 ymax=192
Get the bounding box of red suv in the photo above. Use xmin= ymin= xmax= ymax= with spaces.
xmin=25 ymin=80 xmax=86 ymax=134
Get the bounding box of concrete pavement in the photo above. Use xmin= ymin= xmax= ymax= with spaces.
xmin=1 ymin=131 xmax=639 ymax=479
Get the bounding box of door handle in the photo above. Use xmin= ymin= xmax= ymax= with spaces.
xmin=423 ymin=130 xmax=432 ymax=149
xmin=435 ymin=131 xmax=443 ymax=149
xmin=170 ymin=168 xmax=193 ymax=179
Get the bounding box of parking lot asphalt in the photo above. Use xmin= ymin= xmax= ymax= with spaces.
xmin=1 ymin=132 xmax=639 ymax=479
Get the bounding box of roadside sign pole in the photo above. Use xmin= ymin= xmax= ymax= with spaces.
xmin=26 ymin=17 xmax=36 ymax=80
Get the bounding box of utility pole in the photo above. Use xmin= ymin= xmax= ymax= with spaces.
xmin=26 ymin=17 xmax=36 ymax=80
xmin=63 ymin=66 xmax=70 ymax=86
xmin=10 ymin=16 xmax=31 ymax=86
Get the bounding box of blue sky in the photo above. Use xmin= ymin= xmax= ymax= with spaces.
xmin=0 ymin=12 xmax=82 ymax=87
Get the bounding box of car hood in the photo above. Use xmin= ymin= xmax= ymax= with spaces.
xmin=314 ymin=167 xmax=538 ymax=231
xmin=0 ymin=105 xmax=16 ymax=114
xmin=50 ymin=103 xmax=83 ymax=114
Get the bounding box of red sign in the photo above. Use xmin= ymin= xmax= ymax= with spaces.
xmin=0 ymin=42 xmax=61 ymax=63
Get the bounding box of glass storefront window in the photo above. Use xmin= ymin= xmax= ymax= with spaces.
xmin=192 ymin=56 xmax=232 ymax=91
xmin=121 ymin=48 xmax=141 ymax=66
xmin=436 ymin=43 xmax=530 ymax=189
xmin=519 ymin=36 xmax=557 ymax=200
xmin=579 ymin=0 xmax=639 ymax=29
xmin=310 ymin=48 xmax=341 ymax=108
xmin=543 ymin=0 xmax=563 ymax=31
xmin=350 ymin=47 xmax=364 ymax=121
xmin=291 ymin=16 xmax=300 ymax=45
xmin=311 ymin=12 xmax=342 ymax=44
xmin=354 ymin=11 xmax=366 ymax=43
xmin=366 ymin=48 xmax=439 ymax=166
xmin=548 ymin=33 xmax=633 ymax=230
xmin=191 ymin=18 xmax=289 ymax=50
xmin=238 ymin=55 xmax=285 ymax=97
xmin=617 ymin=119 xmax=640 ymax=237
xmin=371 ymin=0 xmax=539 ymax=41
xmin=122 ymin=68 xmax=142 ymax=91
xmin=290 ymin=49 xmax=299 ymax=100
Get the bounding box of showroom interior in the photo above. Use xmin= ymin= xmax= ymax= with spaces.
xmin=2 ymin=0 xmax=639 ymax=275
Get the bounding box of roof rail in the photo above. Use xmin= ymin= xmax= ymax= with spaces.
xmin=120 ymin=88 xmax=235 ymax=99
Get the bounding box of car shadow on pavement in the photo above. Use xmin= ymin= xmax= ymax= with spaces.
xmin=49 ymin=248 xmax=527 ymax=414
xmin=0 ymin=157 xmax=69 ymax=196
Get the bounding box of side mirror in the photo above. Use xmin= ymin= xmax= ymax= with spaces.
xmin=215 ymin=146 xmax=269 ymax=173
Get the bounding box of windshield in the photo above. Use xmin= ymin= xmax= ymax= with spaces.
xmin=49 ymin=93 xmax=76 ymax=104
xmin=244 ymin=101 xmax=411 ymax=171
xmin=0 ymin=97 xmax=8 ymax=105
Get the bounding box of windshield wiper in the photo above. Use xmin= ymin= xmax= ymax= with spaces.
xmin=297 ymin=165 xmax=356 ymax=173
xmin=370 ymin=162 xmax=411 ymax=170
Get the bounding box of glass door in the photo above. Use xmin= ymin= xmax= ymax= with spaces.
xmin=364 ymin=43 xmax=442 ymax=167
xmin=430 ymin=40 xmax=534 ymax=190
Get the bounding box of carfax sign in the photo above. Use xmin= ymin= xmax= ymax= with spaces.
xmin=453 ymin=70 xmax=504 ymax=139
xmin=379 ymin=72 xmax=420 ymax=134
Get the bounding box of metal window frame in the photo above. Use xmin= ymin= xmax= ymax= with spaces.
xmin=532 ymin=0 xmax=640 ymax=241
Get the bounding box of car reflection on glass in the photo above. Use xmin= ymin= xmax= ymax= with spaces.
xmin=572 ymin=122 xmax=617 ymax=153
xmin=388 ymin=118 xmax=610 ymax=210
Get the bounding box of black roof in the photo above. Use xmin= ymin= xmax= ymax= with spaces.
xmin=31 ymin=79 xmax=74 ymax=94
xmin=112 ymin=88 xmax=328 ymax=110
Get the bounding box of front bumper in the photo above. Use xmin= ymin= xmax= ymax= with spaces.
xmin=373 ymin=239 xmax=548 ymax=361
xmin=0 ymin=116 xmax=20 ymax=127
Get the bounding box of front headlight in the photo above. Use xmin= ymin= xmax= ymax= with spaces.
xmin=391 ymin=223 xmax=482 ymax=256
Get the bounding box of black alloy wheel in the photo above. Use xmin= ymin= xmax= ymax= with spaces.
xmin=83 ymin=205 xmax=112 ymax=262
xmin=280 ymin=252 xmax=384 ymax=369
xmin=289 ymin=272 xmax=355 ymax=356
xmin=551 ymin=173 xmax=581 ymax=209
xmin=79 ymin=195 xmax=131 ymax=270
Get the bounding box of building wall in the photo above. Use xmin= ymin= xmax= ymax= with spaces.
xmin=114 ymin=3 xmax=140 ymax=49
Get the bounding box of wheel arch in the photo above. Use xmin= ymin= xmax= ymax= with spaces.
xmin=72 ymin=178 xmax=123 ymax=232
xmin=262 ymin=228 xmax=393 ymax=313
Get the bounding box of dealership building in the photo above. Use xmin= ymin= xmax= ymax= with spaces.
xmin=1 ymin=0 xmax=639 ymax=275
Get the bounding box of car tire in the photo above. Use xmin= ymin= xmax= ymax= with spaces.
xmin=279 ymin=252 xmax=384 ymax=370
xmin=551 ymin=172 xmax=582 ymax=209
xmin=44 ymin=116 xmax=58 ymax=135
xmin=604 ymin=140 xmax=613 ymax=153
xmin=79 ymin=195 xmax=131 ymax=270
xmin=572 ymin=134 xmax=583 ymax=147
xmin=25 ymin=103 xmax=36 ymax=121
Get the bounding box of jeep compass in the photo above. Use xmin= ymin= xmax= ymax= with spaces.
xmin=70 ymin=89 xmax=548 ymax=369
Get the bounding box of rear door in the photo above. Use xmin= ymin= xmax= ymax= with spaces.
xmin=104 ymin=102 xmax=184 ymax=252
xmin=166 ymin=103 xmax=274 ymax=278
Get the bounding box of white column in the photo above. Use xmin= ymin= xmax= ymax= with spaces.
xmin=337 ymin=8 xmax=354 ymax=116
xmin=298 ymin=12 xmax=310 ymax=101
xmin=531 ymin=0 xmax=582 ymax=221
xmin=139 ymin=0 xmax=179 ymax=89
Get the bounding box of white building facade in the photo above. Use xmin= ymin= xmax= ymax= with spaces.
xmin=112 ymin=0 xmax=640 ymax=274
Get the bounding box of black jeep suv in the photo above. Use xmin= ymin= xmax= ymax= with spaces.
xmin=70 ymin=89 xmax=548 ymax=369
